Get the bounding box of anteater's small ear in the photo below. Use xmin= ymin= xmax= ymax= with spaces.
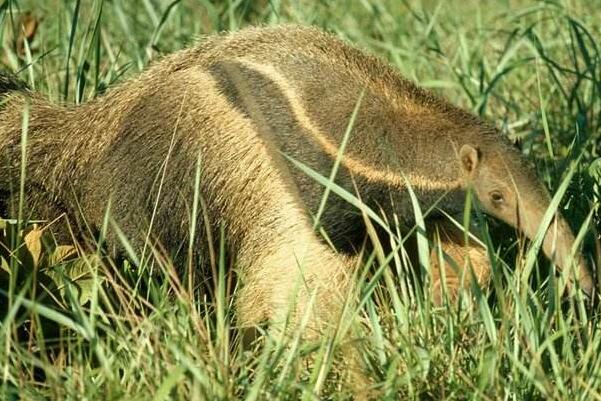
xmin=459 ymin=144 xmax=479 ymax=174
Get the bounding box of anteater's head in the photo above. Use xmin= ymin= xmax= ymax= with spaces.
xmin=458 ymin=140 xmax=594 ymax=296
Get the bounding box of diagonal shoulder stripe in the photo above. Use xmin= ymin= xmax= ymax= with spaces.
xmin=237 ymin=58 xmax=461 ymax=192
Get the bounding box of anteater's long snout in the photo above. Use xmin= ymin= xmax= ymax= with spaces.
xmin=538 ymin=214 xmax=595 ymax=296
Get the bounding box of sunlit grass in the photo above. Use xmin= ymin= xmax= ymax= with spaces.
xmin=1 ymin=1 xmax=600 ymax=400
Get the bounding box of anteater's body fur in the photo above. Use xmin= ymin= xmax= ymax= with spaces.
xmin=0 ymin=26 xmax=592 ymax=339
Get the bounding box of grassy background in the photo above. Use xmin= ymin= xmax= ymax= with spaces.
xmin=1 ymin=0 xmax=601 ymax=399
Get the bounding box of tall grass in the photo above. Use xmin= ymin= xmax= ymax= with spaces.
xmin=1 ymin=1 xmax=600 ymax=400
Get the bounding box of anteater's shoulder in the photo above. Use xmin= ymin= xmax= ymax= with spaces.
xmin=175 ymin=25 xmax=431 ymax=107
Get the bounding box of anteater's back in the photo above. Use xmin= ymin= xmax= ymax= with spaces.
xmin=0 ymin=25 xmax=494 ymax=254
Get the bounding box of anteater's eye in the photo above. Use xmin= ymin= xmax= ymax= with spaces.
xmin=490 ymin=191 xmax=504 ymax=205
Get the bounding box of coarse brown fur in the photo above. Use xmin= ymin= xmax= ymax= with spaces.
xmin=0 ymin=25 xmax=594 ymax=386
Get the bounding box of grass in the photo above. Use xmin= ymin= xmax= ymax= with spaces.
xmin=1 ymin=0 xmax=601 ymax=399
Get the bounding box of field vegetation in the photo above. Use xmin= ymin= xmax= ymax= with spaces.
xmin=1 ymin=0 xmax=600 ymax=399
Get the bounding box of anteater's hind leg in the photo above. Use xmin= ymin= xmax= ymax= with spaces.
xmin=428 ymin=219 xmax=491 ymax=305
xmin=1 ymin=186 xmax=75 ymax=245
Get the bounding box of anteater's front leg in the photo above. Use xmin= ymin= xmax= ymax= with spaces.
xmin=234 ymin=209 xmax=354 ymax=339
xmin=177 ymin=70 xmax=355 ymax=336
xmin=428 ymin=219 xmax=491 ymax=305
